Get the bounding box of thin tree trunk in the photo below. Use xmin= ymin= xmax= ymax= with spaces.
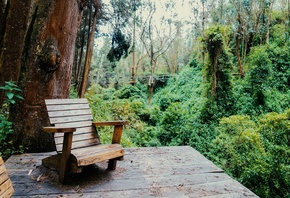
xmin=131 ymin=7 xmax=136 ymax=85
xmin=0 ymin=0 xmax=7 ymax=48
xmin=287 ymin=0 xmax=290 ymax=41
xmin=78 ymin=9 xmax=98 ymax=98
xmin=96 ymin=54 xmax=104 ymax=84
xmin=266 ymin=1 xmax=273 ymax=44
xmin=75 ymin=10 xmax=89 ymax=90
xmin=236 ymin=13 xmax=244 ymax=78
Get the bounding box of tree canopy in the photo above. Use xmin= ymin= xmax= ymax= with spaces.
xmin=0 ymin=0 xmax=290 ymax=197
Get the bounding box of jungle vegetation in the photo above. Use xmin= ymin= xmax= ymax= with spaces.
xmin=0 ymin=0 xmax=289 ymax=197
xmin=75 ymin=1 xmax=290 ymax=197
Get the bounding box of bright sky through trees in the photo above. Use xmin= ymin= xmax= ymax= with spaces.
xmin=96 ymin=0 xmax=203 ymax=48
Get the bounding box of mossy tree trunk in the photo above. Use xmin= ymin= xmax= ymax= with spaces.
xmin=0 ymin=0 xmax=85 ymax=152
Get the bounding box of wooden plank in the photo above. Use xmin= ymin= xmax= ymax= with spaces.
xmin=55 ymin=137 xmax=100 ymax=151
xmin=0 ymin=179 xmax=13 ymax=195
xmin=93 ymin=121 xmax=128 ymax=126
xmin=77 ymin=149 xmax=124 ymax=166
xmin=112 ymin=125 xmax=123 ymax=144
xmin=0 ymin=171 xmax=8 ymax=186
xmin=0 ymin=157 xmax=3 ymax=166
xmin=54 ymin=121 xmax=93 ymax=128
xmin=54 ymin=126 xmax=97 ymax=137
xmin=0 ymin=163 xmax=6 ymax=175
xmin=0 ymin=156 xmax=14 ymax=198
xmin=0 ymin=186 xmax=14 ymax=198
xmin=45 ymin=98 xmax=88 ymax=105
xmin=46 ymin=103 xmax=90 ymax=111
xmin=55 ymin=133 xmax=97 ymax=144
xmin=59 ymin=141 xmax=100 ymax=151
xmin=49 ymin=114 xmax=93 ymax=124
xmin=43 ymin=127 xmax=76 ymax=133
xmin=55 ymin=132 xmax=97 ymax=142
xmin=59 ymin=132 xmax=73 ymax=184
xmin=48 ymin=109 xmax=91 ymax=117
xmin=73 ymin=144 xmax=123 ymax=158
xmin=5 ymin=147 xmax=258 ymax=197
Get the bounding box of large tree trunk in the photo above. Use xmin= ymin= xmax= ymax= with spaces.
xmin=0 ymin=0 xmax=84 ymax=152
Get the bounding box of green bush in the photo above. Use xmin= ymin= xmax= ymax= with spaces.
xmin=211 ymin=113 xmax=290 ymax=198
xmin=0 ymin=81 xmax=24 ymax=159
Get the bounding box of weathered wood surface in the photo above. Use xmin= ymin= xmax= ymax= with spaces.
xmin=43 ymin=99 xmax=127 ymax=183
xmin=0 ymin=156 xmax=14 ymax=198
xmin=5 ymin=146 xmax=258 ymax=197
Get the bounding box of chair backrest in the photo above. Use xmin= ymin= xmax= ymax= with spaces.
xmin=45 ymin=99 xmax=100 ymax=153
xmin=0 ymin=157 xmax=14 ymax=198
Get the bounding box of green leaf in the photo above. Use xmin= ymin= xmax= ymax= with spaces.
xmin=0 ymin=86 xmax=8 ymax=90
xmin=15 ymin=95 xmax=24 ymax=100
xmin=7 ymin=92 xmax=14 ymax=99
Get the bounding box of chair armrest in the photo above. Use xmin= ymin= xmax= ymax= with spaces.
xmin=92 ymin=120 xmax=128 ymax=144
xmin=92 ymin=120 xmax=128 ymax=127
xmin=42 ymin=127 xmax=76 ymax=133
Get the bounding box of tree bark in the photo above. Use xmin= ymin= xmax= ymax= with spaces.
xmin=75 ymin=10 xmax=89 ymax=90
xmin=131 ymin=7 xmax=136 ymax=86
xmin=0 ymin=0 xmax=84 ymax=152
xmin=236 ymin=13 xmax=244 ymax=78
xmin=78 ymin=8 xmax=97 ymax=98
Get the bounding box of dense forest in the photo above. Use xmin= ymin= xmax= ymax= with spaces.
xmin=0 ymin=0 xmax=290 ymax=197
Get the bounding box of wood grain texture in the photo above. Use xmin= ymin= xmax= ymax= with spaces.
xmin=5 ymin=146 xmax=258 ymax=197
xmin=42 ymin=127 xmax=76 ymax=133
xmin=0 ymin=156 xmax=14 ymax=198
xmin=42 ymin=99 xmax=126 ymax=183
xmin=44 ymin=99 xmax=101 ymax=152
xmin=93 ymin=120 xmax=129 ymax=126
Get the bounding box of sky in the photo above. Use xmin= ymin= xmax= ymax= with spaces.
xmin=95 ymin=0 xmax=204 ymax=48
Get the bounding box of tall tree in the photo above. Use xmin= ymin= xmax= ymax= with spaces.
xmin=140 ymin=0 xmax=180 ymax=104
xmin=0 ymin=0 xmax=85 ymax=152
xmin=74 ymin=6 xmax=90 ymax=91
xmin=131 ymin=0 xmax=137 ymax=85
xmin=78 ymin=0 xmax=102 ymax=98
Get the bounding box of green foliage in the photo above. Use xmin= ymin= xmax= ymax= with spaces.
xmin=107 ymin=29 xmax=131 ymax=62
xmin=0 ymin=81 xmax=24 ymax=106
xmin=270 ymin=24 xmax=287 ymax=46
xmin=201 ymin=25 xmax=234 ymax=122
xmin=69 ymin=85 xmax=79 ymax=99
xmin=158 ymin=102 xmax=189 ymax=145
xmin=211 ymin=112 xmax=290 ymax=197
xmin=0 ymin=81 xmax=24 ymax=159
xmin=113 ymin=84 xmax=146 ymax=100
xmin=82 ymin=15 xmax=290 ymax=197
xmin=267 ymin=44 xmax=290 ymax=92
xmin=246 ymin=46 xmax=272 ymax=106
xmin=212 ymin=115 xmax=264 ymax=176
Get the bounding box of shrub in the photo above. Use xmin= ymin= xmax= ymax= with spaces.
xmin=211 ymin=113 xmax=290 ymax=198
xmin=0 ymin=81 xmax=24 ymax=159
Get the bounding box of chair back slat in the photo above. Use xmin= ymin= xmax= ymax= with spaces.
xmin=45 ymin=99 xmax=100 ymax=152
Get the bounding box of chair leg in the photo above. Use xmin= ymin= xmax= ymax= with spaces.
xmin=107 ymin=159 xmax=117 ymax=170
xmin=59 ymin=164 xmax=70 ymax=184
xmin=59 ymin=132 xmax=73 ymax=184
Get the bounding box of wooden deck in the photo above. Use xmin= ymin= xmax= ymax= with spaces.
xmin=5 ymin=146 xmax=258 ymax=197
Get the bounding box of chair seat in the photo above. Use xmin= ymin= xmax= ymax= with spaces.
xmin=43 ymin=99 xmax=128 ymax=183
xmin=71 ymin=144 xmax=124 ymax=167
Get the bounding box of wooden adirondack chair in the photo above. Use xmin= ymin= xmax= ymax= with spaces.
xmin=0 ymin=157 xmax=14 ymax=198
xmin=42 ymin=98 xmax=128 ymax=184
